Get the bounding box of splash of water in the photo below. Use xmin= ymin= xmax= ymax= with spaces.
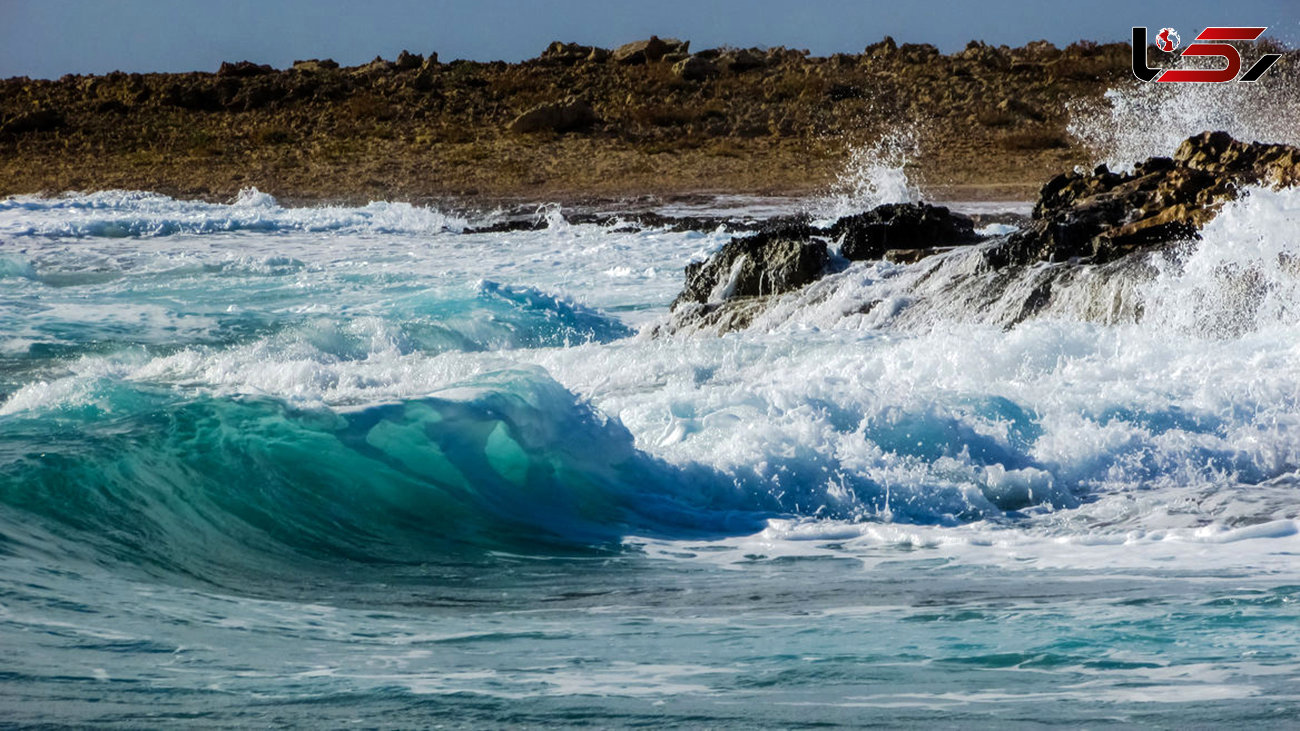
xmin=813 ymin=128 xmax=921 ymax=221
xmin=1068 ymin=74 xmax=1300 ymax=169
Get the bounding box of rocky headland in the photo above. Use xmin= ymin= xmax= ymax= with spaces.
xmin=0 ymin=37 xmax=1154 ymax=203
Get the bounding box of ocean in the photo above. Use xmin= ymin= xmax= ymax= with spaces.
xmin=3 ymin=92 xmax=1300 ymax=727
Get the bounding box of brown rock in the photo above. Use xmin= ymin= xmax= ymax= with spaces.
xmin=673 ymin=55 xmax=718 ymax=81
xmin=991 ymin=132 xmax=1300 ymax=266
xmin=613 ymin=36 xmax=688 ymax=64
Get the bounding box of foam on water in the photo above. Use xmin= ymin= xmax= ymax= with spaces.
xmin=0 ymin=187 xmax=468 ymax=238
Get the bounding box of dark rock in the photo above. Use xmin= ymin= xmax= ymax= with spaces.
xmin=0 ymin=109 xmax=66 ymax=137
xmin=218 ymin=61 xmax=274 ymax=77
xmin=508 ymin=97 xmax=599 ymax=134
xmin=829 ymin=203 xmax=982 ymax=261
xmin=162 ymin=80 xmax=223 ymax=111
xmin=989 ymin=131 xmax=1300 ymax=267
xmin=720 ymin=48 xmax=767 ymax=73
xmin=673 ymin=55 xmax=718 ymax=81
xmin=865 ymin=36 xmax=898 ymax=58
xmin=395 ymin=50 xmax=424 ymax=71
xmin=672 ymin=220 xmax=827 ymax=308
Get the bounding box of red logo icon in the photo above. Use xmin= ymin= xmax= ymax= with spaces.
xmin=1156 ymin=28 xmax=1180 ymax=53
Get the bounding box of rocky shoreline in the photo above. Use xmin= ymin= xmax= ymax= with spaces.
xmin=0 ymin=37 xmax=1151 ymax=202
xmin=659 ymin=132 xmax=1300 ymax=335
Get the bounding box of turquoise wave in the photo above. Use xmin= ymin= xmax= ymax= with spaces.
xmin=0 ymin=369 xmax=765 ymax=585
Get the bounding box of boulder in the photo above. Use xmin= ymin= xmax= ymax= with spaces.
xmin=672 ymin=221 xmax=827 ymax=309
xmin=613 ymin=36 xmax=688 ymax=65
xmin=673 ymin=55 xmax=718 ymax=81
xmin=989 ymin=132 xmax=1300 ymax=266
xmin=829 ymin=203 xmax=983 ymax=261
xmin=217 ymin=60 xmax=274 ymax=77
xmin=720 ymin=48 xmax=767 ymax=73
xmin=508 ymin=97 xmax=599 ymax=134
xmin=539 ymin=41 xmax=597 ymax=65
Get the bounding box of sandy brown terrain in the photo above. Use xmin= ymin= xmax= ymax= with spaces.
xmin=0 ymin=37 xmax=1168 ymax=205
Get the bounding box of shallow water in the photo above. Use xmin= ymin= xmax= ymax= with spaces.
xmin=2 ymin=184 xmax=1299 ymax=728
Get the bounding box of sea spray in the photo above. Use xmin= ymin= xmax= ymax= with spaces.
xmin=1068 ymin=77 xmax=1300 ymax=168
xmin=812 ymin=127 xmax=921 ymax=222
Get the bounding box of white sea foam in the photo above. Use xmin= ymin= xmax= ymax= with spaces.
xmin=0 ymin=188 xmax=468 ymax=238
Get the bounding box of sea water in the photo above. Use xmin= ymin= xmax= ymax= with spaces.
xmin=3 ymin=95 xmax=1300 ymax=727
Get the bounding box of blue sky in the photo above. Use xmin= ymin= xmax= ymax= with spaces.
xmin=1 ymin=0 xmax=1297 ymax=79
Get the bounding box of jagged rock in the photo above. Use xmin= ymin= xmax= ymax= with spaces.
xmin=672 ymin=221 xmax=827 ymax=309
xmin=673 ymin=55 xmax=718 ymax=81
xmin=990 ymin=131 xmax=1300 ymax=266
xmin=218 ymin=61 xmax=274 ymax=77
xmin=830 ymin=203 xmax=982 ymax=261
xmin=395 ymin=50 xmax=424 ymax=71
xmin=508 ymin=97 xmax=599 ymax=134
xmin=613 ymin=36 xmax=688 ymax=65
xmin=352 ymin=56 xmax=394 ymax=75
xmin=292 ymin=59 xmax=340 ymax=72
xmin=899 ymin=43 xmax=940 ymax=64
xmin=956 ymin=41 xmax=1010 ymax=69
xmin=539 ymin=42 xmax=597 ymax=65
xmin=865 ymin=36 xmax=898 ymax=58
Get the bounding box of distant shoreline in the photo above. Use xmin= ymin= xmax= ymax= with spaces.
xmin=1 ymin=37 xmax=1147 ymax=203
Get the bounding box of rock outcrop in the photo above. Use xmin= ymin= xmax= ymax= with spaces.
xmin=991 ymin=132 xmax=1300 ymax=266
xmin=673 ymin=221 xmax=828 ymax=308
xmin=217 ymin=61 xmax=274 ymax=78
xmin=613 ymin=37 xmax=689 ymax=65
xmin=673 ymin=55 xmax=718 ymax=81
xmin=830 ymin=203 xmax=981 ymax=261
xmin=662 ymin=205 xmax=988 ymax=334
